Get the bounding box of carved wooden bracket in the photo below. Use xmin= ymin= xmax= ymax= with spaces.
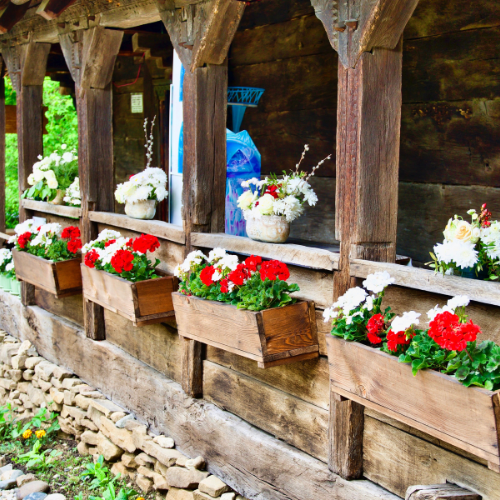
xmin=2 ymin=40 xmax=51 ymax=91
xmin=59 ymin=26 xmax=123 ymax=89
xmin=311 ymin=0 xmax=420 ymax=68
xmin=156 ymin=0 xmax=245 ymax=71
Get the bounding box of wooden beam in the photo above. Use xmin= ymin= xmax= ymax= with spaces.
xmin=21 ymin=199 xmax=81 ymax=219
xmin=405 ymin=484 xmax=481 ymax=500
xmin=2 ymin=41 xmax=50 ymax=306
xmin=59 ymin=27 xmax=123 ymax=341
xmin=36 ymin=0 xmax=78 ymax=21
xmin=0 ymin=58 xmax=5 ymax=234
xmin=157 ymin=0 xmax=244 ymax=71
xmin=0 ymin=2 xmax=30 ymax=35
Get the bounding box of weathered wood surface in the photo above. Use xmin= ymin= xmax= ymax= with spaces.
xmin=12 ymin=250 xmax=82 ymax=297
xmin=0 ymin=68 xmax=4 ymax=234
xmin=364 ymin=415 xmax=500 ymax=500
xmin=207 ymin=347 xmax=330 ymax=410
xmin=22 ymin=199 xmax=81 ymax=219
xmin=326 ymin=336 xmax=500 ymax=466
xmin=191 ymin=232 xmax=339 ymax=271
xmin=0 ymin=2 xmax=30 ymax=35
xmin=350 ymin=259 xmax=500 ymax=308
xmin=105 ymin=310 xmax=181 ymax=383
xmin=203 ymin=360 xmax=328 ymax=462
xmin=36 ymin=0 xmax=78 ymax=20
xmin=329 ymin=392 xmax=364 ymax=480
xmin=5 ymin=104 xmax=49 ymax=134
xmin=405 ymin=484 xmax=481 ymax=500
xmin=90 ymin=211 xmax=185 ymax=244
xmin=0 ymin=292 xmax=401 ymax=500
xmin=173 ymin=293 xmax=318 ymax=367
xmin=81 ymin=265 xmax=177 ymax=326
xmin=35 ymin=289 xmax=83 ymax=326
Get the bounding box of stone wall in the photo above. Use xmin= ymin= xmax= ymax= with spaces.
xmin=0 ymin=333 xmax=244 ymax=500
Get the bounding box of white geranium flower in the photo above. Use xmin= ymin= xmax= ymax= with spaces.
xmin=323 ymin=307 xmax=338 ymax=323
xmin=208 ymin=248 xmax=227 ymax=263
xmin=426 ymin=305 xmax=442 ymax=322
xmin=447 ymin=295 xmax=470 ymax=311
xmin=391 ymin=311 xmax=420 ymax=333
xmin=362 ymin=271 xmax=395 ymax=294
xmin=336 ymin=287 xmax=367 ymax=315
xmin=364 ymin=295 xmax=374 ymax=312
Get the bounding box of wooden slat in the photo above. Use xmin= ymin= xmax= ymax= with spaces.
xmin=0 ymin=293 xmax=401 ymax=500
xmin=22 ymin=199 xmax=81 ymax=218
xmin=90 ymin=211 xmax=185 ymax=244
xmin=350 ymin=259 xmax=500 ymax=307
xmin=191 ymin=232 xmax=339 ymax=271
xmin=326 ymin=336 xmax=500 ymax=464
xmin=203 ymin=360 xmax=329 ymax=462
xmin=405 ymin=484 xmax=481 ymax=500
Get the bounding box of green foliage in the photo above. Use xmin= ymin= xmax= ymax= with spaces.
xmin=12 ymin=407 xmax=60 ymax=444
xmin=89 ymin=484 xmax=136 ymax=500
xmin=4 ymin=76 xmax=78 ymax=227
xmin=80 ymin=455 xmax=119 ymax=491
xmin=16 ymin=439 xmax=62 ymax=471
xmin=0 ymin=403 xmax=16 ymax=440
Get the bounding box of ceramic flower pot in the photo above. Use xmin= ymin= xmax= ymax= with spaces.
xmin=1 ymin=275 xmax=12 ymax=292
xmin=49 ymin=189 xmax=65 ymax=205
xmin=125 ymin=200 xmax=157 ymax=220
xmin=246 ymin=214 xmax=290 ymax=243
xmin=0 ymin=275 xmax=6 ymax=290
xmin=10 ymin=279 xmax=21 ymax=296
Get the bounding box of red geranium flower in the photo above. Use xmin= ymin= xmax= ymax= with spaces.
xmin=259 ymin=260 xmax=290 ymax=281
xmin=61 ymin=226 xmax=81 ymax=240
xmin=105 ymin=239 xmax=116 ymax=247
xmin=111 ymin=249 xmax=135 ymax=273
xmin=244 ymin=255 xmax=262 ymax=272
xmin=200 ymin=266 xmax=216 ymax=287
xmin=386 ymin=329 xmax=414 ymax=353
xmin=367 ymin=313 xmax=385 ymax=344
xmin=428 ymin=311 xmax=480 ymax=352
xmin=133 ymin=234 xmax=160 ymax=254
xmin=126 ymin=238 xmax=133 ymax=248
xmin=220 ymin=278 xmax=229 ymax=293
xmin=228 ymin=266 xmax=248 ymax=286
xmin=67 ymin=238 xmax=82 ymax=254
xmin=84 ymin=249 xmax=100 ymax=268
xmin=18 ymin=232 xmax=32 ymax=249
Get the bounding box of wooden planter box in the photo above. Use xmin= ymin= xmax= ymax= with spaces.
xmin=172 ymin=292 xmax=319 ymax=368
xmin=12 ymin=249 xmax=82 ymax=298
xmin=81 ymin=264 xmax=178 ymax=327
xmin=325 ymin=335 xmax=500 ymax=470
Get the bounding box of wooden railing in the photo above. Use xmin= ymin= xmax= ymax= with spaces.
xmin=89 ymin=211 xmax=185 ymax=245
xmin=22 ymin=199 xmax=81 ymax=218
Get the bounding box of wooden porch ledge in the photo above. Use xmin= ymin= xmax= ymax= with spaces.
xmin=89 ymin=211 xmax=185 ymax=245
xmin=191 ymin=232 xmax=339 ymax=271
xmin=22 ymin=199 xmax=81 ymax=219
xmin=351 ymin=259 xmax=500 ymax=307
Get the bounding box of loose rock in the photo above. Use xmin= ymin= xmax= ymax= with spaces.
xmin=153 ymin=436 xmax=174 ymax=449
xmin=16 ymin=474 xmax=36 ymax=487
xmin=22 ymin=494 xmax=47 ymax=500
xmin=16 ymin=480 xmax=50 ymax=500
xmin=166 ymin=468 xmax=210 ymax=490
xmin=199 ymin=476 xmax=230 ymax=498
xmin=44 ymin=494 xmax=66 ymax=500
xmin=186 ymin=457 xmax=205 ymax=471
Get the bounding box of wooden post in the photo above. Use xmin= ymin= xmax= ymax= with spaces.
xmin=60 ymin=27 xmax=123 ymax=340
xmin=2 ymin=42 xmax=51 ymax=306
xmin=0 ymin=59 xmax=5 ymax=235
xmin=158 ymin=0 xmax=243 ymax=398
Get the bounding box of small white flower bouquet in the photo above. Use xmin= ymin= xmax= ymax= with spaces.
xmin=236 ymin=145 xmax=331 ymax=224
xmin=63 ymin=177 xmax=81 ymax=207
xmin=429 ymin=203 xmax=500 ymax=280
xmin=115 ymin=117 xmax=168 ymax=220
xmin=23 ymin=145 xmax=78 ymax=204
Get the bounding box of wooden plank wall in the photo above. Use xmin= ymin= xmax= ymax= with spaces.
xmin=228 ymin=0 xmax=500 ymax=263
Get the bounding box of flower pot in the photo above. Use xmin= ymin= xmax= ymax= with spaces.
xmin=245 ymin=214 xmax=290 ymax=243
xmin=461 ymin=267 xmax=489 ymax=280
xmin=81 ymin=265 xmax=178 ymax=326
xmin=12 ymin=250 xmax=82 ymax=298
xmin=0 ymin=275 xmax=9 ymax=291
xmin=49 ymin=189 xmax=65 ymax=205
xmin=10 ymin=279 xmax=21 ymax=296
xmin=172 ymin=293 xmax=319 ymax=368
xmin=125 ymin=200 xmax=157 ymax=220
xmin=325 ymin=335 xmax=500 ymax=469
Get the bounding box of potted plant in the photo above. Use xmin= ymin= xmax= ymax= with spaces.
xmin=0 ymin=249 xmax=13 ymax=293
xmin=236 ymin=145 xmax=331 ymax=243
xmin=172 ymin=248 xmax=319 ymax=368
xmin=63 ymin=177 xmax=81 ymax=208
xmin=115 ymin=117 xmax=168 ymax=220
xmin=22 ymin=146 xmax=78 ymax=205
xmin=428 ymin=203 xmax=500 ymax=280
xmin=81 ymin=230 xmax=177 ymax=326
xmin=10 ymin=220 xmax=83 ymax=297
xmin=324 ymin=273 xmax=500 ymax=468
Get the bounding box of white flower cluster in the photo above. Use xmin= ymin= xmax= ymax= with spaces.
xmin=426 ymin=295 xmax=470 ymax=321
xmin=481 ymin=221 xmax=500 ymax=260
xmin=0 ymin=249 xmax=13 ymax=273
xmin=63 ymin=177 xmax=81 ymax=206
xmin=391 ymin=311 xmax=421 ymax=333
xmin=238 ymin=174 xmax=318 ymax=223
xmin=323 ymin=272 xmax=394 ymax=325
xmin=27 ymin=148 xmax=77 ymax=191
xmin=82 ymin=229 xmax=122 ymax=253
xmin=31 ymin=223 xmax=62 ymax=249
xmin=115 ymin=167 xmax=168 ymax=205
xmin=434 ymin=240 xmax=478 ymax=269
